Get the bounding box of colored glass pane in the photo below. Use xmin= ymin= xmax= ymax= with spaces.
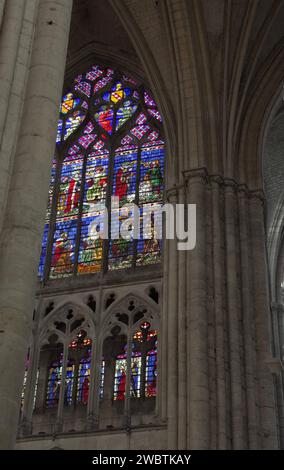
xmin=39 ymin=64 xmax=164 ymax=279
xmin=61 ymin=93 xmax=80 ymax=114
xmin=95 ymin=106 xmax=113 ymax=134
xmin=64 ymin=110 xmax=86 ymax=140
xmin=113 ymin=352 xmax=142 ymax=400
xmin=77 ymin=357 xmax=91 ymax=405
xmin=148 ymin=108 xmax=162 ymax=122
xmin=145 ymin=349 xmax=157 ymax=397
xmin=139 ymin=144 xmax=164 ymax=203
xmin=116 ymin=103 xmax=138 ymax=130
xmin=144 ymin=91 xmax=156 ymax=107
xmin=50 ymin=219 xmax=77 ymax=278
xmin=75 ymin=81 xmax=91 ymax=98
xmin=46 ymin=360 xmax=62 ymax=408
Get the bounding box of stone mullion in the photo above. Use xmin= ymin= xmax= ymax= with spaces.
xmin=71 ymin=357 xmax=80 ymax=407
xmin=103 ymin=355 xmax=116 ymax=401
xmin=249 ymin=194 xmax=278 ymax=449
xmin=88 ymin=285 xmax=103 ymax=428
xmin=238 ymin=188 xmax=259 ymax=449
xmin=35 ymin=350 xmax=50 ymax=415
xmin=87 ymin=337 xmax=101 ymax=428
xmin=21 ymin=342 xmax=40 ymax=435
xmin=140 ymin=347 xmax=147 ymax=400
xmin=210 ymin=177 xmax=227 ymax=448
xmin=186 ymin=170 xmax=209 ymax=449
xmin=55 ymin=341 xmax=69 ymax=432
xmin=124 ymin=325 xmax=133 ymax=426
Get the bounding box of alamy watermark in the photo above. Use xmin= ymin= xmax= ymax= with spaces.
xmin=88 ymin=196 xmax=196 ymax=250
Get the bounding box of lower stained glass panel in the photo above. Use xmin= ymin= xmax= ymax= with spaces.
xmin=50 ymin=220 xmax=77 ymax=278
xmin=76 ymin=358 xmax=91 ymax=405
xmin=145 ymin=350 xmax=157 ymax=397
xmin=113 ymin=352 xmax=142 ymax=400
xmin=46 ymin=361 xmax=62 ymax=408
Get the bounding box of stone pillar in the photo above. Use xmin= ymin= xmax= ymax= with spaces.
xmin=177 ymin=186 xmax=187 ymax=449
xmin=238 ymin=187 xmax=259 ymax=449
xmin=0 ymin=0 xmax=73 ymax=449
xmin=186 ymin=169 xmax=209 ymax=449
xmin=210 ymin=177 xmax=227 ymax=448
xmin=271 ymin=302 xmax=284 ymax=448
xmin=224 ymin=180 xmax=246 ymax=449
xmin=0 ymin=0 xmax=25 ymax=142
xmin=0 ymin=0 xmax=38 ymax=232
xmin=249 ymin=194 xmax=278 ymax=449
xmin=0 ymin=1 xmax=5 ymax=27
xmin=165 ymin=190 xmax=179 ymax=449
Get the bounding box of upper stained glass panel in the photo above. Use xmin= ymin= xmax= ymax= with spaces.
xmin=39 ymin=64 xmax=165 ymax=280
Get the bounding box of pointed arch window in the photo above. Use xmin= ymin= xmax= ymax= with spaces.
xmin=39 ymin=65 xmax=165 ymax=280
xmin=113 ymin=322 xmax=158 ymax=401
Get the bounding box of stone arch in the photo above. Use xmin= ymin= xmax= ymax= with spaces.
xmin=38 ymin=301 xmax=96 ymax=346
xmin=100 ymin=292 xmax=159 ymax=341
xmin=238 ymin=57 xmax=284 ymax=189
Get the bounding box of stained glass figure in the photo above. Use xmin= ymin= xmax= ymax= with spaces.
xmin=113 ymin=352 xmax=142 ymax=401
xmin=132 ymin=322 xmax=158 ymax=398
xmin=39 ymin=64 xmax=165 ymax=280
xmin=114 ymin=354 xmax=127 ymax=400
xmin=67 ymin=333 xmax=92 ymax=407
xmin=145 ymin=348 xmax=157 ymax=397
xmin=46 ymin=358 xmax=62 ymax=408
xmin=95 ymin=106 xmax=114 ymax=134
xmin=77 ymin=357 xmax=91 ymax=405
xmin=130 ymin=353 xmax=142 ymax=398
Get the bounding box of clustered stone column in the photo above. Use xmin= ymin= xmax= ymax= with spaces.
xmin=162 ymin=168 xmax=279 ymax=449
xmin=0 ymin=0 xmax=73 ymax=449
xmin=0 ymin=0 xmax=38 ymax=232
xmin=270 ymin=303 xmax=284 ymax=448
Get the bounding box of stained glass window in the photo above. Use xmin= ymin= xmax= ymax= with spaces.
xmin=46 ymin=357 xmax=62 ymax=408
xmin=114 ymin=352 xmax=127 ymax=400
xmin=20 ymin=363 xmax=38 ymax=413
xmin=45 ymin=331 xmax=105 ymax=409
xmin=113 ymin=322 xmax=158 ymax=400
xmin=113 ymin=351 xmax=142 ymax=400
xmin=39 ymin=64 xmax=164 ymax=280
xmin=67 ymin=332 xmax=92 ymax=407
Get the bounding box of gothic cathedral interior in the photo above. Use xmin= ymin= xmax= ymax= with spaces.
xmin=0 ymin=0 xmax=284 ymax=451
